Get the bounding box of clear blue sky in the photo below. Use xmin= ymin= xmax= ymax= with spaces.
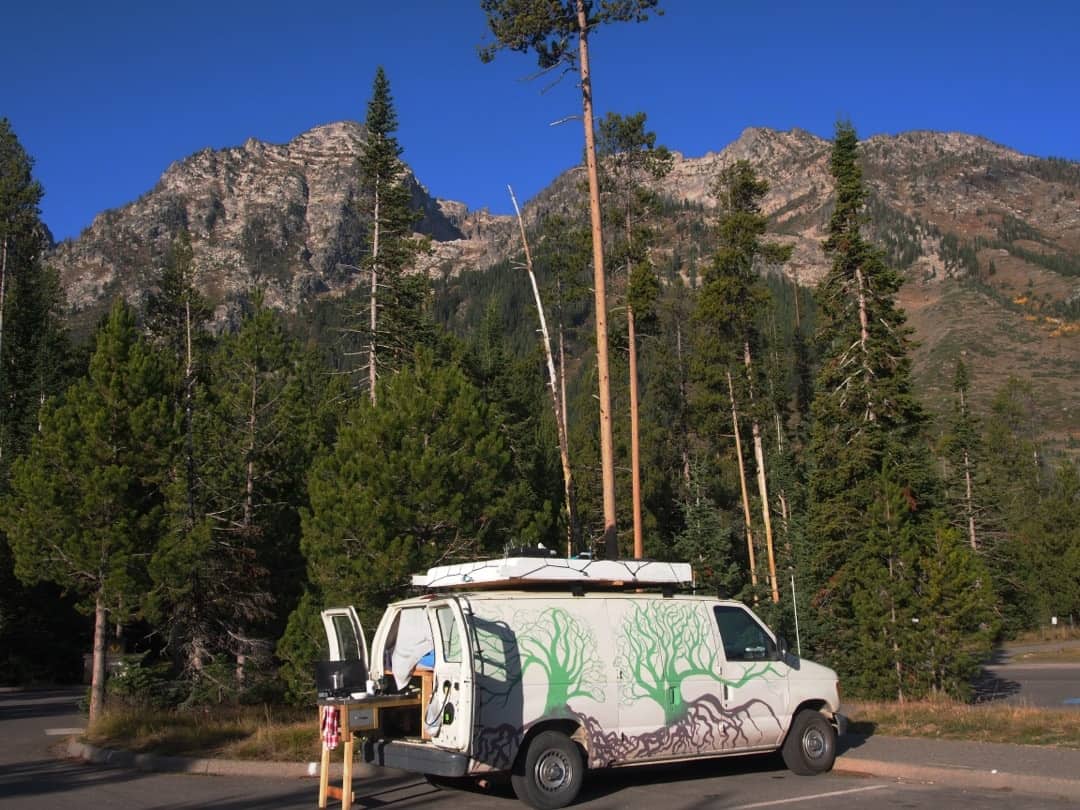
xmin=3 ymin=1 xmax=1077 ymax=242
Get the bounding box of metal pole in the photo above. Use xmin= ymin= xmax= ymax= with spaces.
xmin=791 ymin=574 xmax=802 ymax=657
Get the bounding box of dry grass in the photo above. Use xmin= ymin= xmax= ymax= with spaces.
xmin=846 ymin=699 xmax=1080 ymax=749
xmin=1011 ymin=646 xmax=1080 ymax=663
xmin=88 ymin=697 xmax=1080 ymax=761
xmin=1009 ymin=627 xmax=1080 ymax=644
xmin=85 ymin=704 xmax=323 ymax=761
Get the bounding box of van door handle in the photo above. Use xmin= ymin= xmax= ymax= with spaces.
xmin=723 ymin=684 xmax=730 ymax=701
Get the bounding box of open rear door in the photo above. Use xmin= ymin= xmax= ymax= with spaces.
xmin=321 ymin=607 xmax=369 ymax=670
xmin=424 ymin=598 xmax=474 ymax=752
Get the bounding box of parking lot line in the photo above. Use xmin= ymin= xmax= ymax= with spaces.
xmin=729 ymin=784 xmax=889 ymax=809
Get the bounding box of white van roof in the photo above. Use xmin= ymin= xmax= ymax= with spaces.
xmin=412 ymin=556 xmax=694 ymax=590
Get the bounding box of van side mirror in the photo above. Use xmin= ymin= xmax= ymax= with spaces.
xmin=775 ymin=636 xmax=789 ymax=660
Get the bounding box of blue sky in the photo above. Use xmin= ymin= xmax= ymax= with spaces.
xmin=3 ymin=1 xmax=1077 ymax=242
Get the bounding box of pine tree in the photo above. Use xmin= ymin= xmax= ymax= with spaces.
xmin=299 ymin=352 xmax=535 ymax=626
xmin=0 ymin=120 xmax=79 ymax=683
xmin=691 ymin=160 xmax=788 ymax=600
xmin=1 ymin=300 xmax=173 ymax=721
xmin=0 ymin=118 xmax=72 ymax=476
xmin=148 ymin=296 xmax=318 ymax=680
xmin=980 ymin=378 xmax=1078 ymax=631
xmin=354 ymin=67 xmax=429 ymax=404
xmin=596 ymin=111 xmax=672 ymax=558
xmin=939 ymin=359 xmax=983 ymax=550
xmin=803 ymin=122 xmax=977 ymax=699
xmin=979 ymin=377 xmax=1043 ymax=632
xmin=480 ymin=0 xmax=662 ymax=558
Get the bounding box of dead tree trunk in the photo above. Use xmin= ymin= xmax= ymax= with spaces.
xmin=509 ymin=187 xmax=579 ymax=556
xmin=728 ymin=370 xmax=757 ymax=589
xmin=855 ymin=266 xmax=874 ymax=422
xmin=368 ymin=175 xmax=381 ymax=406
xmin=744 ymin=342 xmax=779 ymax=603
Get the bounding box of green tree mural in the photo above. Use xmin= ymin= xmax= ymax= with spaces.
xmin=615 ymin=601 xmax=777 ymax=724
xmin=517 ymin=607 xmax=605 ymax=714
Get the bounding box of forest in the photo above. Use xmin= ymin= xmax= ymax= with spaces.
xmin=1 ymin=2 xmax=1078 ymax=725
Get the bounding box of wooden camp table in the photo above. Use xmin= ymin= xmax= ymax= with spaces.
xmin=317 ymin=682 xmax=428 ymax=810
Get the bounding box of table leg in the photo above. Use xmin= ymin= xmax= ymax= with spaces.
xmin=318 ymin=744 xmax=330 ymax=808
xmin=341 ymin=733 xmax=354 ymax=810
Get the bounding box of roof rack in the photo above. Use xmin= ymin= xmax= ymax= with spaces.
xmin=412 ymin=557 xmax=694 ymax=591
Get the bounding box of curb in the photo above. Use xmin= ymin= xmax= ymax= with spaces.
xmin=67 ymin=737 xmax=1080 ymax=802
xmin=834 ymin=754 xmax=1080 ymax=802
xmin=66 ymin=738 xmax=405 ymax=781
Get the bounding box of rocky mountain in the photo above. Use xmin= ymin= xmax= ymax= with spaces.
xmin=49 ymin=122 xmax=1080 ymax=447
xmin=52 ymin=121 xmax=465 ymax=330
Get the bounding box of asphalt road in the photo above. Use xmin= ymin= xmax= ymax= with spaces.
xmin=978 ymin=640 xmax=1080 ymax=707
xmin=1 ymin=688 xmax=1075 ymax=810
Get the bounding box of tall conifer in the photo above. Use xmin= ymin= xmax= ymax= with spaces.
xmin=356 ymin=67 xmax=428 ymax=404
xmin=803 ymin=122 xmax=991 ymax=699
xmin=1 ymin=301 xmax=173 ymax=720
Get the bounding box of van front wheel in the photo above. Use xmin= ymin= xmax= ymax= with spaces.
xmin=511 ymin=730 xmax=584 ymax=809
xmin=782 ymin=709 xmax=837 ymax=775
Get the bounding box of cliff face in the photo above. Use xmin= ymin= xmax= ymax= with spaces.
xmin=52 ymin=121 xmax=464 ymax=329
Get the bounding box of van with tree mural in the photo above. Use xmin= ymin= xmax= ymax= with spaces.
xmin=318 ymin=557 xmax=846 ymax=809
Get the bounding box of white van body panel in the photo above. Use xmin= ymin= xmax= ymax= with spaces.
xmin=353 ymin=590 xmax=841 ymax=776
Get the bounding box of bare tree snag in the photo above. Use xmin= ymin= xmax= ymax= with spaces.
xmin=744 ymin=341 xmax=779 ymax=603
xmin=369 ymin=175 xmax=381 ymax=406
xmin=728 ymin=370 xmax=758 ymax=589
xmin=510 ymin=186 xmax=579 ymax=556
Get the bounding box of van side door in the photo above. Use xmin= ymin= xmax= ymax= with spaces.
xmin=712 ymin=604 xmax=790 ymax=748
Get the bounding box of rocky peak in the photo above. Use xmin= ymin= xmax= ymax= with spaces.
xmin=51 ymin=121 xmax=463 ymax=330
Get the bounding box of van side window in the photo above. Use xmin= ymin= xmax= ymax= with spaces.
xmin=713 ymin=606 xmax=776 ymax=661
xmin=436 ymin=606 xmax=462 ymax=663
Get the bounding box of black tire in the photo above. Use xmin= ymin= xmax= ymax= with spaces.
xmin=511 ymin=730 xmax=584 ymax=809
xmin=781 ymin=709 xmax=837 ymax=775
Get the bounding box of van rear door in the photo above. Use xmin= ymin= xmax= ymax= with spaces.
xmin=321 ymin=606 xmax=369 ymax=670
xmin=424 ymin=598 xmax=474 ymax=752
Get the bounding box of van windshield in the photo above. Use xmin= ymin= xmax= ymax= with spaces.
xmin=714 ymin=606 xmax=777 ymax=661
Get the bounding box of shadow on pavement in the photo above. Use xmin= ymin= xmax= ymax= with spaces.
xmin=0 ymin=688 xmax=83 ymax=722
xmin=838 ymin=730 xmax=871 ymax=755
xmin=574 ymin=751 xmax=785 ymax=805
xmin=971 ymin=668 xmax=1022 ymax=703
xmin=0 ymin=758 xmax=141 ymax=800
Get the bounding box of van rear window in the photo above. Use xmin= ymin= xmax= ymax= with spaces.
xmin=713 ymin=606 xmax=776 ymax=661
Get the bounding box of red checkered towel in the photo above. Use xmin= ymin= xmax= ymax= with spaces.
xmin=320 ymin=705 xmax=341 ymax=750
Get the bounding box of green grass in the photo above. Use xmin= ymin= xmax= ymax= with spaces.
xmin=846 ymin=699 xmax=1080 ymax=748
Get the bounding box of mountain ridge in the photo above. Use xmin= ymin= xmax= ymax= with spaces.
xmin=47 ymin=121 xmax=1080 ymax=449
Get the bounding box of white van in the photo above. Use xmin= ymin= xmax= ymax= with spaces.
xmin=319 ymin=557 xmax=845 ymax=809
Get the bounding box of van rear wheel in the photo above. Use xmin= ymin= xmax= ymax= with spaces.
xmin=511 ymin=730 xmax=584 ymax=809
xmin=782 ymin=709 xmax=837 ymax=775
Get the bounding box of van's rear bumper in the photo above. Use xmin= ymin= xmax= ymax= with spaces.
xmin=361 ymin=739 xmax=469 ymax=777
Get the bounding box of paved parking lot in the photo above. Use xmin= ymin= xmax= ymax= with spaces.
xmin=2 ymin=688 xmax=1076 ymax=810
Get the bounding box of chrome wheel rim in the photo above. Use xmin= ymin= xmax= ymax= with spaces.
xmin=535 ymin=749 xmax=573 ymax=793
xmin=803 ymin=727 xmax=826 ymax=760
